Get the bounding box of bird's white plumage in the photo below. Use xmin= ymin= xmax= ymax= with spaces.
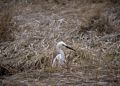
xmin=56 ymin=41 xmax=67 ymax=50
xmin=52 ymin=41 xmax=74 ymax=68
xmin=52 ymin=54 xmax=65 ymax=67
xmin=52 ymin=41 xmax=66 ymax=67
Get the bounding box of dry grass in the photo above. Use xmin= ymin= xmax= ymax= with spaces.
xmin=0 ymin=0 xmax=120 ymax=86
xmin=0 ymin=10 xmax=14 ymax=42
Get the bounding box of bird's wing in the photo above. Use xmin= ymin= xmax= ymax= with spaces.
xmin=53 ymin=50 xmax=60 ymax=59
xmin=52 ymin=54 xmax=60 ymax=67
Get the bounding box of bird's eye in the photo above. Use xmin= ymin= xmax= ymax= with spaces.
xmin=62 ymin=44 xmax=65 ymax=46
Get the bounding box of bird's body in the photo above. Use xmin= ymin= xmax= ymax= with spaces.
xmin=52 ymin=41 xmax=75 ymax=67
xmin=52 ymin=54 xmax=65 ymax=67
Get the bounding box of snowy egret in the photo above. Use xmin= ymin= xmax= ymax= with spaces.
xmin=52 ymin=41 xmax=75 ymax=67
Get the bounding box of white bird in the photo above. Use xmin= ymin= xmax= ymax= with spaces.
xmin=52 ymin=41 xmax=75 ymax=68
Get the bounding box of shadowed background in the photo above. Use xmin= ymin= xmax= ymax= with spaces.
xmin=0 ymin=0 xmax=120 ymax=86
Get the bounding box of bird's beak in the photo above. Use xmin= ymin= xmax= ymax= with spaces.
xmin=64 ymin=45 xmax=76 ymax=51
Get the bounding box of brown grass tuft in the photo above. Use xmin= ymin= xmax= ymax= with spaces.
xmin=0 ymin=1 xmax=120 ymax=85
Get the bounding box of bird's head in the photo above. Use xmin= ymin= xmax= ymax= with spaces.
xmin=56 ymin=41 xmax=75 ymax=51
